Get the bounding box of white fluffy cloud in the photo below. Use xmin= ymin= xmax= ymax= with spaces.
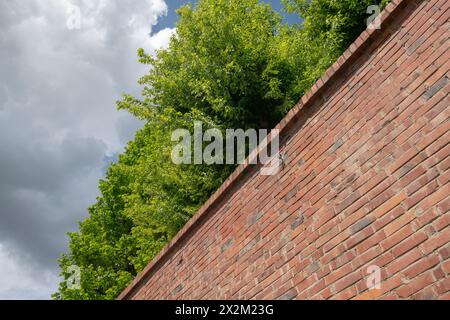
xmin=0 ymin=0 xmax=175 ymax=299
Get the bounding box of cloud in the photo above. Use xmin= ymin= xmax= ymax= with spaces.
xmin=0 ymin=0 xmax=175 ymax=299
xmin=146 ymin=27 xmax=177 ymax=51
xmin=0 ymin=243 xmax=59 ymax=300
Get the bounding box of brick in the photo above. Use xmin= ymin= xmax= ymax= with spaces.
xmin=418 ymin=184 xmax=450 ymax=211
xmin=345 ymin=226 xmax=375 ymax=250
xmin=386 ymin=248 xmax=422 ymax=275
xmin=388 ymin=148 xmax=419 ymax=174
xmin=404 ymin=254 xmax=440 ymax=279
xmin=420 ymin=227 xmax=450 ymax=255
xmin=442 ymin=260 xmax=450 ymax=275
xmin=371 ymin=192 xmax=407 ymax=218
xmin=438 ymin=244 xmax=450 ymax=260
xmin=353 ymin=289 xmax=382 ymax=300
xmin=422 ymin=76 xmax=449 ymax=100
xmin=392 ymin=232 xmax=428 ymax=258
xmin=332 ymin=285 xmax=358 ymax=300
xmin=334 ymin=271 xmax=362 ymax=293
xmin=380 ymin=224 xmax=414 ymax=251
xmin=395 ymin=271 xmax=435 ymax=298
xmin=433 ymin=214 xmax=450 ymax=231
xmin=437 ymin=197 xmax=450 ymax=214
xmin=383 ymin=210 xmax=416 ymax=236
xmin=324 ymin=264 xmax=353 ymax=287
xmin=412 ymin=287 xmax=438 ymax=300
xmin=350 ymin=216 xmax=374 ymax=234
xmin=277 ymin=288 xmax=298 ymax=300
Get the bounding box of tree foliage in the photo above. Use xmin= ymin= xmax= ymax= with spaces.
xmin=56 ymin=0 xmax=389 ymax=300
xmin=126 ymin=0 xmax=285 ymax=129
xmin=283 ymin=0 xmax=390 ymax=52
xmin=54 ymin=109 xmax=232 ymax=300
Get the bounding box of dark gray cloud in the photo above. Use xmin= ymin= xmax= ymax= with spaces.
xmin=0 ymin=0 xmax=175 ymax=299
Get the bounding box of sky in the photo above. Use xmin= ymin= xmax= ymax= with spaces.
xmin=152 ymin=0 xmax=301 ymax=34
xmin=0 ymin=0 xmax=298 ymax=300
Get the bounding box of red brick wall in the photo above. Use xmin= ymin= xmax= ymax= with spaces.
xmin=120 ymin=0 xmax=450 ymax=300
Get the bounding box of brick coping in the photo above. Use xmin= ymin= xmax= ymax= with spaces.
xmin=118 ymin=0 xmax=412 ymax=300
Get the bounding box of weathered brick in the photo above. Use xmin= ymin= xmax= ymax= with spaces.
xmin=404 ymin=254 xmax=440 ymax=279
xmin=350 ymin=217 xmax=374 ymax=234
xmin=386 ymin=247 xmax=422 ymax=275
xmin=420 ymin=227 xmax=450 ymax=255
xmin=371 ymin=192 xmax=407 ymax=218
xmin=395 ymin=271 xmax=435 ymax=298
xmin=392 ymin=232 xmax=428 ymax=257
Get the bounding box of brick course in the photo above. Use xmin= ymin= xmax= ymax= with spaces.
xmin=120 ymin=0 xmax=450 ymax=300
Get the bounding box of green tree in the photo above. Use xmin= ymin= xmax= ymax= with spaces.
xmin=271 ymin=0 xmax=390 ymax=114
xmin=125 ymin=0 xmax=285 ymax=129
xmin=54 ymin=109 xmax=232 ymax=300
xmin=283 ymin=0 xmax=390 ymax=52
xmin=56 ymin=0 xmax=389 ymax=300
